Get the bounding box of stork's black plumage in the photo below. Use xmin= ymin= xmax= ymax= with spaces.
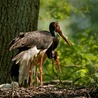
xmin=9 ymin=31 xmax=53 ymax=51
xmin=9 ymin=22 xmax=71 ymax=85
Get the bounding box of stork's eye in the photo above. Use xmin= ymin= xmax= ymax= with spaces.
xmin=54 ymin=22 xmax=58 ymax=27
xmin=54 ymin=23 xmax=60 ymax=32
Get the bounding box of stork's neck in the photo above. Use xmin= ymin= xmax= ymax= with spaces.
xmin=50 ymin=29 xmax=58 ymax=37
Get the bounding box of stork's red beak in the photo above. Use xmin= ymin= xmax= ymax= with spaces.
xmin=58 ymin=30 xmax=71 ymax=46
xmin=56 ymin=23 xmax=71 ymax=46
xmin=55 ymin=58 xmax=61 ymax=72
xmin=53 ymin=51 xmax=61 ymax=72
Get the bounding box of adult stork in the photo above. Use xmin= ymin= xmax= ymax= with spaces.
xmin=9 ymin=22 xmax=71 ymax=86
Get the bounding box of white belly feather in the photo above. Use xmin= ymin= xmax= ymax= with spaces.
xmin=12 ymin=46 xmax=47 ymax=85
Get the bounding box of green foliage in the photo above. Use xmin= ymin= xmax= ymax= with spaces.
xmin=39 ymin=0 xmax=91 ymax=20
xmin=39 ymin=0 xmax=98 ymax=87
xmin=59 ymin=30 xmax=98 ymax=86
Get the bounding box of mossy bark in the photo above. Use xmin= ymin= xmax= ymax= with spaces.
xmin=0 ymin=0 xmax=40 ymax=84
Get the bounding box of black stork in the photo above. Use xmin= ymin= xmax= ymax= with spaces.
xmin=9 ymin=22 xmax=71 ymax=86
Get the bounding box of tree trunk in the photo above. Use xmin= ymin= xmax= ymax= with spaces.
xmin=0 ymin=0 xmax=40 ymax=84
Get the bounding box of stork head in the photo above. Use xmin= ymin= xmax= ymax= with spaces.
xmin=49 ymin=22 xmax=71 ymax=46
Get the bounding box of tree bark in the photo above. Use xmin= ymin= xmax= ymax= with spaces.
xmin=0 ymin=0 xmax=40 ymax=84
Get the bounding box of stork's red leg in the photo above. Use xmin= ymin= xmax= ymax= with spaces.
xmin=35 ymin=66 xmax=40 ymax=85
xmin=28 ymin=70 xmax=33 ymax=86
xmin=28 ymin=64 xmax=33 ymax=86
xmin=40 ymin=56 xmax=44 ymax=86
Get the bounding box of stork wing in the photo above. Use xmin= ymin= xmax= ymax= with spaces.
xmin=9 ymin=31 xmax=53 ymax=51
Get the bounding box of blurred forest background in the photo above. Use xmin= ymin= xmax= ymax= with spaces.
xmin=38 ymin=0 xmax=98 ymax=87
